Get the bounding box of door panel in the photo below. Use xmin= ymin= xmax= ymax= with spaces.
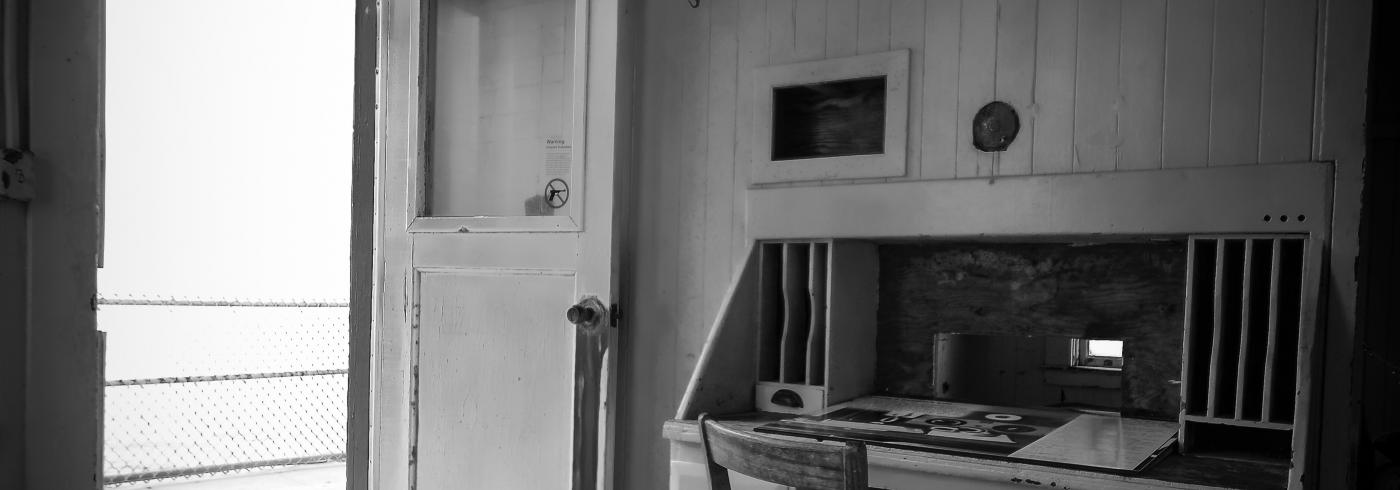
xmin=375 ymin=0 xmax=626 ymax=488
xmin=427 ymin=0 xmax=579 ymax=218
xmin=416 ymin=271 xmax=574 ymax=488
xmin=412 ymin=233 xmax=577 ymax=270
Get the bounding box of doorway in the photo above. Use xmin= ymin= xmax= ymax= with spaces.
xmin=99 ymin=1 xmax=354 ymax=487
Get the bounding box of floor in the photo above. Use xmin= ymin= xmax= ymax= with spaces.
xmin=131 ymin=462 xmax=345 ymax=490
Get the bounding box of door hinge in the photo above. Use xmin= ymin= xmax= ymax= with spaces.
xmin=0 ymin=149 xmax=35 ymax=202
xmin=610 ymin=303 xmax=622 ymax=328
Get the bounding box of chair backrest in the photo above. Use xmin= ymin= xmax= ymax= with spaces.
xmin=698 ymin=413 xmax=869 ymax=490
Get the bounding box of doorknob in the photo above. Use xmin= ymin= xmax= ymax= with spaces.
xmin=566 ymin=297 xmax=606 ymax=327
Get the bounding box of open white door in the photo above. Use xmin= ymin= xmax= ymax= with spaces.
xmin=372 ymin=0 xmax=628 ymax=488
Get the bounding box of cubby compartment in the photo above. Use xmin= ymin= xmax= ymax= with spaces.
xmin=1179 ymin=235 xmax=1316 ymax=456
xmin=1180 ymin=421 xmax=1293 ymax=464
xmin=754 ymin=240 xmax=877 ymax=414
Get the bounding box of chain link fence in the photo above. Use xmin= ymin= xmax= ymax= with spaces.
xmin=99 ymin=296 xmax=349 ymax=486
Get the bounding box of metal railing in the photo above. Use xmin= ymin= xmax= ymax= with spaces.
xmin=99 ymin=296 xmax=349 ymax=486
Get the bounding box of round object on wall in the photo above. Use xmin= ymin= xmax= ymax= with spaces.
xmin=972 ymin=101 xmax=1021 ymax=152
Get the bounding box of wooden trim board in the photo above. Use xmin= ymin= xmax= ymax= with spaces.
xmin=747 ymin=163 xmax=1333 ymax=240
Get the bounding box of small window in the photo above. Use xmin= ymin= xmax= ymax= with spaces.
xmin=1074 ymin=339 xmax=1123 ymax=369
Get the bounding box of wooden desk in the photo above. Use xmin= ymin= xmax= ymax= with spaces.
xmin=663 ymin=416 xmax=1287 ymax=490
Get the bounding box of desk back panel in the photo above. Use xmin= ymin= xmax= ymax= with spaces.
xmin=873 ymin=241 xmax=1188 ymax=420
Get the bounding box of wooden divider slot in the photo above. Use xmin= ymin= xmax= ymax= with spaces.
xmin=1238 ymin=239 xmax=1273 ymax=421
xmin=1183 ymin=239 xmax=1217 ymax=416
xmin=779 ymin=243 xmax=811 ymax=383
xmin=806 ymin=243 xmax=828 ymax=385
xmin=1233 ymin=240 xmax=1255 ymax=419
xmin=1214 ymin=240 xmax=1246 ymax=417
xmin=1261 ymin=239 xmax=1283 ymax=422
xmin=757 ymin=243 xmax=784 ymax=382
xmin=1270 ymin=240 xmax=1304 ymax=423
xmin=1180 ymin=239 xmax=1199 ymax=429
xmin=1205 ymin=240 xmax=1227 ymax=417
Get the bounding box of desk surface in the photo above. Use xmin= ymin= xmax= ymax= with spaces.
xmin=664 ymin=414 xmax=1288 ymax=490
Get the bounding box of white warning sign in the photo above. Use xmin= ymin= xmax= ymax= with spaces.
xmin=545 ymin=137 xmax=571 ymax=178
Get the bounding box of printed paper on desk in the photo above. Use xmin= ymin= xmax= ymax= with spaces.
xmin=756 ymin=396 xmax=1178 ymax=473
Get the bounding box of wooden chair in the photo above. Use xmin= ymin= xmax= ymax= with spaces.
xmin=698 ymin=413 xmax=869 ymax=490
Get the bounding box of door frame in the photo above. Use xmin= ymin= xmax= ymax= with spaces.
xmin=350 ymin=0 xmax=636 ymax=488
xmin=4 ymin=0 xmax=105 ymax=488
xmin=346 ymin=0 xmax=377 ymax=488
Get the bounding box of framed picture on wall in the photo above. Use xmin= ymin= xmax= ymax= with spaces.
xmin=752 ymin=49 xmax=910 ymax=184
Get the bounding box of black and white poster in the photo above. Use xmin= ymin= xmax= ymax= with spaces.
xmin=757 ymin=397 xmax=1178 ymax=473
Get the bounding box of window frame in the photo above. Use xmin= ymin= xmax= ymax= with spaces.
xmin=1072 ymin=339 xmax=1123 ymax=370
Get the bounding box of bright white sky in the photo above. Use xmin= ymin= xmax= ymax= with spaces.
xmin=100 ymin=0 xmax=354 ymax=301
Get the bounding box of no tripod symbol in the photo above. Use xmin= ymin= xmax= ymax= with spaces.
xmin=545 ymin=178 xmax=569 ymax=208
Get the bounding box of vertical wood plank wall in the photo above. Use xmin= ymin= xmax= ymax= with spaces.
xmin=620 ymin=1 xmax=1322 ymax=488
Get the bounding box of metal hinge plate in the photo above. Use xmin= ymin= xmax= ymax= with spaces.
xmin=1 ymin=149 xmax=35 ymax=202
xmin=610 ymin=303 xmax=622 ymax=328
